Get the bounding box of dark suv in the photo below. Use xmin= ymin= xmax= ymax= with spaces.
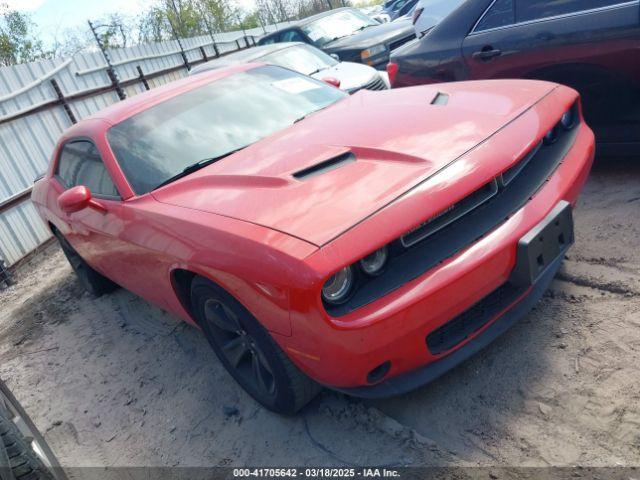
xmin=388 ymin=0 xmax=640 ymax=155
xmin=258 ymin=8 xmax=416 ymax=69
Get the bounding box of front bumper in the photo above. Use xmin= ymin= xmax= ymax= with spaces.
xmin=337 ymin=214 xmax=567 ymax=398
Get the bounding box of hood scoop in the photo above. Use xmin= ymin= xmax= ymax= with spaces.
xmin=431 ymin=92 xmax=449 ymax=106
xmin=293 ymin=152 xmax=356 ymax=180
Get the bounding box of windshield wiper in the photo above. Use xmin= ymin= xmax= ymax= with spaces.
xmin=293 ymin=107 xmax=326 ymax=124
xmin=154 ymin=147 xmax=245 ymax=190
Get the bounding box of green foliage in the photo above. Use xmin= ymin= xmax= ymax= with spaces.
xmin=0 ymin=2 xmax=49 ymax=66
xmin=0 ymin=0 xmax=356 ymax=65
xmin=137 ymin=0 xmax=243 ymax=41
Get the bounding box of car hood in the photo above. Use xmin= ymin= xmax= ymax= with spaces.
xmin=323 ymin=19 xmax=414 ymax=52
xmin=152 ymin=80 xmax=556 ymax=247
xmin=310 ymin=62 xmax=379 ymax=92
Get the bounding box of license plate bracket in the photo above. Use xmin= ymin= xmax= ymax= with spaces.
xmin=510 ymin=200 xmax=574 ymax=287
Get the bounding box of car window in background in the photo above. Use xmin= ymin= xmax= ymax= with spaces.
xmin=303 ymin=10 xmax=378 ymax=47
xmin=475 ymin=0 xmax=515 ymax=31
xmin=423 ymin=0 xmax=466 ymax=22
xmin=397 ymin=0 xmax=417 ymax=17
xmin=107 ymin=66 xmax=348 ymax=195
xmin=516 ymin=0 xmax=630 ymax=22
xmin=260 ymin=36 xmax=277 ymax=45
xmin=391 ymin=0 xmax=408 ymax=12
xmin=414 ymin=0 xmax=466 ymax=35
xmin=262 ymin=44 xmax=337 ymax=75
xmin=56 ymin=141 xmax=120 ymax=198
xmin=281 ymin=30 xmax=306 ymax=42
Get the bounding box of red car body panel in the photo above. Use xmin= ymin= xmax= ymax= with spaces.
xmin=31 ymin=65 xmax=594 ymax=391
xmin=153 ymin=79 xmax=556 ymax=246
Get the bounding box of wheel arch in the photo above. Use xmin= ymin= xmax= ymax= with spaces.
xmin=169 ymin=266 xmax=292 ymax=336
xmin=170 ymin=268 xmax=198 ymax=324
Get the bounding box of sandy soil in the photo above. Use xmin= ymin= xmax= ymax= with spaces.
xmin=0 ymin=157 xmax=638 ymax=473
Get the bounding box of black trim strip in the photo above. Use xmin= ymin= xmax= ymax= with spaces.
xmin=293 ymin=152 xmax=355 ymax=180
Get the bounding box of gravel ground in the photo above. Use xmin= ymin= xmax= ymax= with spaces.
xmin=0 ymin=157 xmax=638 ymax=474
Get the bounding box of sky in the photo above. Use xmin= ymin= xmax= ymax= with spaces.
xmin=9 ymin=0 xmax=257 ymax=46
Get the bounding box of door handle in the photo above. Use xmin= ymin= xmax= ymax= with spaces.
xmin=472 ymin=47 xmax=502 ymax=61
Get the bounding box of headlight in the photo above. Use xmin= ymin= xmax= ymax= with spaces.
xmin=561 ymin=109 xmax=575 ymax=130
xmin=322 ymin=266 xmax=355 ymax=305
xmin=359 ymin=246 xmax=388 ymax=276
xmin=361 ymin=44 xmax=387 ymax=61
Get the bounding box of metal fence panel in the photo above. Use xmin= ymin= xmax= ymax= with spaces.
xmin=0 ymin=25 xmax=271 ymax=266
xmin=0 ymin=201 xmax=51 ymax=265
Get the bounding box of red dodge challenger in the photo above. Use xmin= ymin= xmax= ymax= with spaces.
xmin=32 ymin=64 xmax=595 ymax=413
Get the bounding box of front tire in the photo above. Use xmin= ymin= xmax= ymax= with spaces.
xmin=53 ymin=231 xmax=117 ymax=297
xmin=190 ymin=277 xmax=320 ymax=414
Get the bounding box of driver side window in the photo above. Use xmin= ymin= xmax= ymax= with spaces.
xmin=56 ymin=140 xmax=120 ymax=199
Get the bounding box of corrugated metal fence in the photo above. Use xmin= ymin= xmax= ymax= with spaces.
xmin=0 ymin=23 xmax=290 ymax=267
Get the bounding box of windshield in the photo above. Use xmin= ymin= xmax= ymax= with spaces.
xmin=107 ymin=66 xmax=347 ymax=194
xmin=261 ymin=44 xmax=337 ymax=75
xmin=303 ymin=9 xmax=378 ymax=47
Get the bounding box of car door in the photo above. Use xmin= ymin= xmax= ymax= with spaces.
xmin=53 ymin=139 xmax=128 ymax=287
xmin=461 ymin=0 xmax=640 ymax=146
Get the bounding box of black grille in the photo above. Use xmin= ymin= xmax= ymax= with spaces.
xmin=389 ymin=34 xmax=416 ymax=52
xmin=426 ymin=283 xmax=525 ymax=355
xmin=363 ymin=75 xmax=388 ymax=91
xmin=325 ymin=103 xmax=580 ymax=317
xmin=401 ymin=179 xmax=499 ymax=247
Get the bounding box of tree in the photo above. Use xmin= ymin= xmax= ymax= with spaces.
xmin=137 ymin=6 xmax=171 ymax=43
xmin=50 ymin=26 xmax=93 ymax=58
xmin=0 ymin=2 xmax=49 ymax=66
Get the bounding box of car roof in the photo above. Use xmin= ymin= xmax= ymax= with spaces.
xmin=65 ymin=63 xmax=260 ymax=131
xmin=191 ymin=43 xmax=305 ymax=74
xmin=266 ymin=7 xmax=356 ymax=33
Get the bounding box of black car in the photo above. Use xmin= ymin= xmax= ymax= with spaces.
xmin=258 ymin=7 xmax=416 ymax=69
xmin=385 ymin=0 xmax=419 ymax=20
xmin=388 ymin=0 xmax=640 ymax=155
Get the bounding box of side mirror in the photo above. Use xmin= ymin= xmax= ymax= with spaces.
xmin=322 ymin=77 xmax=341 ymax=88
xmin=329 ymin=53 xmax=340 ymax=61
xmin=58 ymin=186 xmax=106 ymax=214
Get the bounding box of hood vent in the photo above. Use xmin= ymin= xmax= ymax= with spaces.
xmin=293 ymin=152 xmax=356 ymax=180
xmin=431 ymin=93 xmax=449 ymax=106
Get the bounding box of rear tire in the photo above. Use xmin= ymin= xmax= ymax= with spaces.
xmin=53 ymin=231 xmax=117 ymax=297
xmin=190 ymin=277 xmax=320 ymax=414
xmin=0 ymin=381 xmax=67 ymax=480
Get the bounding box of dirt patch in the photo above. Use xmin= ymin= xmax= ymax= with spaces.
xmin=0 ymin=157 xmax=639 ymax=470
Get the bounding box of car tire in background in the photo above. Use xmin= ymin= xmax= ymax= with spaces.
xmin=0 ymin=380 xmax=67 ymax=480
xmin=191 ymin=277 xmax=321 ymax=414
xmin=53 ymin=230 xmax=118 ymax=297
